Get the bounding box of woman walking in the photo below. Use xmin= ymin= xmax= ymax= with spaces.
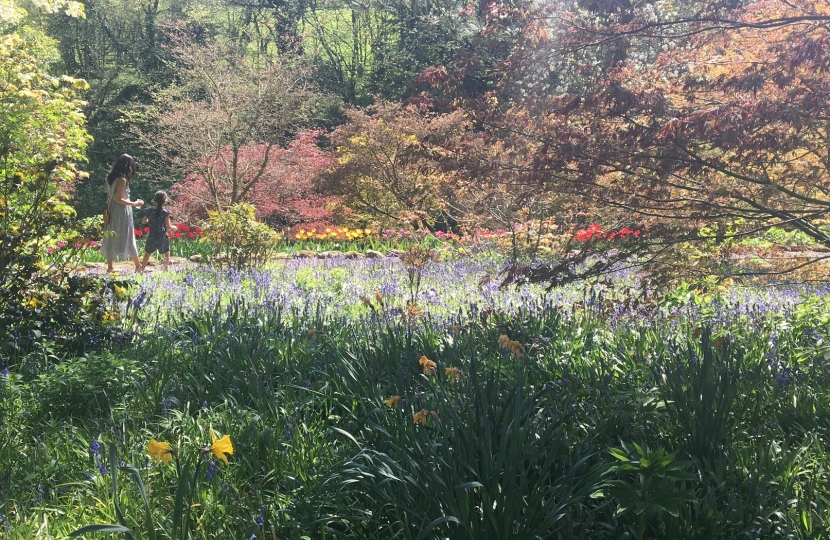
xmin=100 ymin=154 xmax=144 ymax=272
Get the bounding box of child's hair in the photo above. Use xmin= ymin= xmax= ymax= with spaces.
xmin=153 ymin=190 xmax=168 ymax=217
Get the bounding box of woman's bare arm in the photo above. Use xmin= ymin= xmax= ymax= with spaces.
xmin=114 ymin=178 xmax=143 ymax=207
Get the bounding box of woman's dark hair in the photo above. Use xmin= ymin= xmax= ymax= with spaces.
xmin=106 ymin=154 xmax=137 ymax=185
xmin=153 ymin=190 xmax=167 ymax=217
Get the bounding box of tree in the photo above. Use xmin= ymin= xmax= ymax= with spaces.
xmin=323 ymin=101 xmax=469 ymax=229
xmin=1 ymin=0 xmax=131 ymax=361
xmin=171 ymin=129 xmax=339 ymax=229
xmin=426 ymin=0 xmax=830 ymax=285
xmin=128 ymin=38 xmax=333 ymax=219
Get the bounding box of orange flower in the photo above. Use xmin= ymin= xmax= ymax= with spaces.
xmin=498 ymin=334 xmax=510 ymax=348
xmin=507 ymin=340 xmax=525 ymax=359
xmin=419 ymin=356 xmax=437 ymax=376
xmin=412 ymin=409 xmax=439 ymax=426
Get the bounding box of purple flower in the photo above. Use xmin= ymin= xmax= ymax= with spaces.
xmin=206 ymin=460 xmax=219 ymax=481
xmin=90 ymin=441 xmax=101 ymax=458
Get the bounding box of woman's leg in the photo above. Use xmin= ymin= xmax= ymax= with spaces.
xmin=107 ymin=260 xmax=114 ymax=272
xmin=132 ymin=255 xmax=142 ymax=272
xmin=141 ymin=251 xmax=152 ymax=270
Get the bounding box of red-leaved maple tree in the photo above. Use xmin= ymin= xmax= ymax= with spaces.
xmin=419 ymin=0 xmax=830 ymax=286
xmin=171 ymin=130 xmax=338 ymax=229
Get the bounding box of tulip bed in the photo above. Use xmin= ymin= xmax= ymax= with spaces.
xmin=2 ymin=253 xmax=830 ymax=539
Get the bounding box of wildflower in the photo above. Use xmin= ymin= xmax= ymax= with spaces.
xmin=498 ymin=334 xmax=510 ymax=348
xmin=374 ymin=292 xmax=384 ymax=308
xmin=360 ymin=295 xmax=374 ymax=310
xmin=147 ymin=438 xmax=173 ymax=464
xmin=445 ymin=367 xmax=465 ymax=382
xmin=307 ymin=328 xmax=318 ymax=338
xmin=210 ymin=430 xmax=234 ymax=465
xmin=507 ymin=340 xmax=526 ymax=359
xmin=419 ymin=356 xmax=437 ymax=376
xmin=450 ymin=325 xmax=462 ymax=333
xmin=385 ymin=395 xmax=402 ymax=408
xmin=90 ymin=441 xmax=101 ymax=458
xmin=412 ymin=409 xmax=440 ymax=426
xmin=206 ymin=460 xmax=219 ymax=481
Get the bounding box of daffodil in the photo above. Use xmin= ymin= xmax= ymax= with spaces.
xmin=507 ymin=340 xmax=525 ymax=359
xmin=419 ymin=356 xmax=437 ymax=376
xmin=385 ymin=395 xmax=402 ymax=408
xmin=147 ymin=438 xmax=173 ymax=464
xmin=210 ymin=430 xmax=234 ymax=465
xmin=445 ymin=367 xmax=465 ymax=382
xmin=412 ymin=409 xmax=440 ymax=426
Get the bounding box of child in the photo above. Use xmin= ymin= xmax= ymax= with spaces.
xmin=140 ymin=191 xmax=173 ymax=271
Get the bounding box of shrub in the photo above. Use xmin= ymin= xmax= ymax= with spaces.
xmin=203 ymin=203 xmax=282 ymax=269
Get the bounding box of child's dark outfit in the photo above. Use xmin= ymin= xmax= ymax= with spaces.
xmin=143 ymin=208 xmax=171 ymax=254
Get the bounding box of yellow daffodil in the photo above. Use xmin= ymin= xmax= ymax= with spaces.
xmin=445 ymin=367 xmax=465 ymax=382
xmin=147 ymin=438 xmax=173 ymax=465
xmin=385 ymin=395 xmax=402 ymax=408
xmin=419 ymin=356 xmax=437 ymax=376
xmin=210 ymin=430 xmax=234 ymax=465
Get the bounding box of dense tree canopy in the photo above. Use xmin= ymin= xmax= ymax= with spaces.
xmin=421 ymin=0 xmax=830 ymax=284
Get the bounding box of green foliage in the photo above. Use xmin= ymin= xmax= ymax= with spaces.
xmin=31 ymin=352 xmax=142 ymax=420
xmin=4 ymin=261 xmax=830 ymax=538
xmin=0 ymin=20 xmax=134 ymax=364
xmin=203 ymin=203 xmax=282 ymax=269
